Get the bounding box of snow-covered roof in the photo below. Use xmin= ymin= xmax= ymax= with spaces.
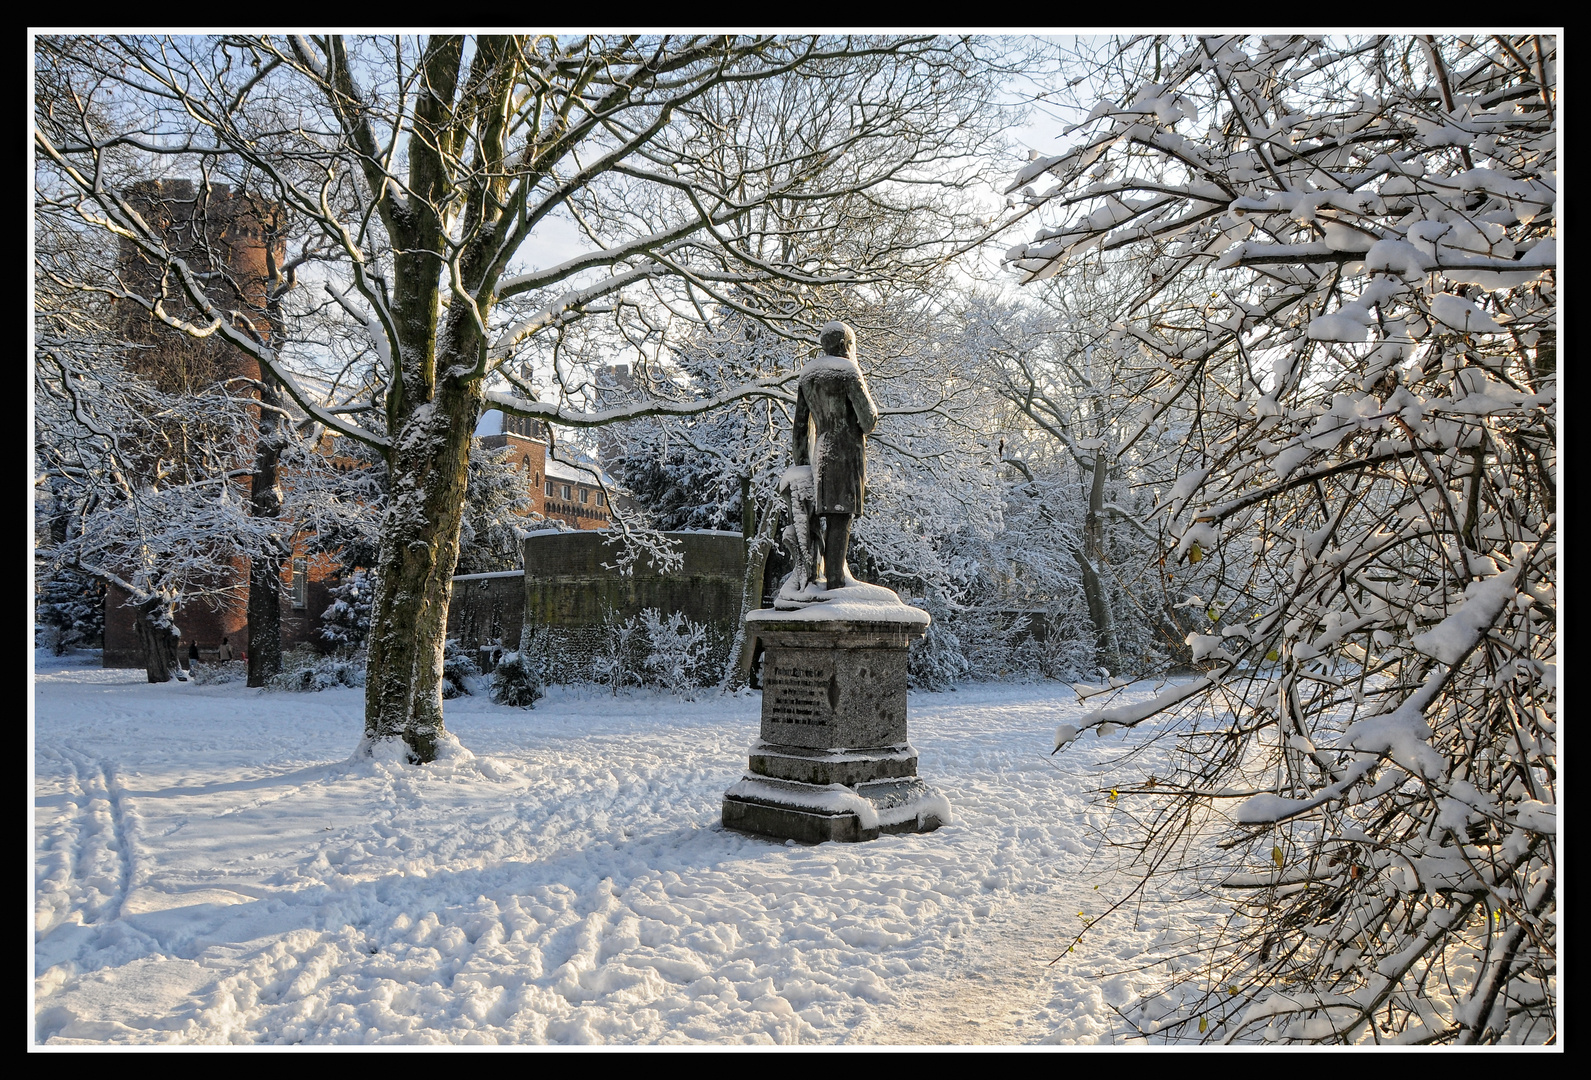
xmin=544 ymin=456 xmax=604 ymax=485
xmin=474 ymin=409 xmax=506 ymax=437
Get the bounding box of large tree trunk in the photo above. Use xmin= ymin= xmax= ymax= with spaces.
xmin=134 ymin=594 xmax=182 ymax=683
xmin=727 ymin=497 xmax=782 ymax=690
xmin=362 ymin=355 xmax=479 ymax=762
xmin=356 ymin=35 xmax=505 ymax=762
xmin=1080 ymin=452 xmax=1120 ymax=673
xmin=247 ymin=370 xmax=285 ymax=687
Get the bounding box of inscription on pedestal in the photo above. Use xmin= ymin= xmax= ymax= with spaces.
xmin=766 ymin=662 xmax=836 ymax=726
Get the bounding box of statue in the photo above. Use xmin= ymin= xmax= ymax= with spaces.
xmin=784 ymin=321 xmax=879 ymax=597
xmin=726 ymin=320 xmax=945 ymax=843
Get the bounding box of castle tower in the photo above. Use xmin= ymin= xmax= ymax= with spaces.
xmin=101 ymin=180 xmax=289 ymax=669
xmin=116 ymin=179 xmax=282 ymax=390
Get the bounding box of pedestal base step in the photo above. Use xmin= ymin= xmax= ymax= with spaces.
xmin=722 ymin=774 xmax=951 ymax=844
xmin=748 ymin=741 xmax=918 ymax=787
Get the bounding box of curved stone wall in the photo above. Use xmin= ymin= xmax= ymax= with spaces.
xmin=447 ymin=530 xmax=748 ymax=682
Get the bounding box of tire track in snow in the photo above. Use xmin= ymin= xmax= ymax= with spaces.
xmin=99 ymin=761 xmax=138 ymax=923
xmin=55 ymin=748 xmax=136 ymax=926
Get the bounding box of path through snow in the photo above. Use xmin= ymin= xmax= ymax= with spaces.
xmin=34 ymin=653 xmax=1188 ymax=1046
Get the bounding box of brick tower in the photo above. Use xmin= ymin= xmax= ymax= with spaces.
xmin=102 ymin=180 xmax=287 ymax=668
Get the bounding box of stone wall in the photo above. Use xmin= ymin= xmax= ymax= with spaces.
xmin=446 ymin=530 xmax=747 ymax=683
xmin=522 ymin=530 xmax=745 ymax=628
xmin=447 ymin=571 xmax=527 ymax=652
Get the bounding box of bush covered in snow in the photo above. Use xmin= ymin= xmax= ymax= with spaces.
xmin=318 ymin=570 xmax=375 ymax=652
xmin=36 ymin=568 xmax=106 ymax=655
xmin=570 ymin=607 xmax=718 ymax=698
xmin=441 ymin=639 xmax=485 ymax=699
xmin=490 ymin=626 xmax=547 ymax=708
xmin=266 ymin=647 xmax=366 ymax=693
xmin=908 ymin=601 xmax=1106 ymax=691
xmin=189 ymin=660 xmax=246 ymax=686
xmin=639 ymin=609 xmax=713 ymax=699
xmin=589 ymin=608 xmax=646 ymax=695
xmin=487 ymin=649 xmax=542 ymax=709
xmin=906 ymin=607 xmax=970 ymax=691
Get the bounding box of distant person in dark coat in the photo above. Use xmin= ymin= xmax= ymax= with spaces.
xmin=187 ymin=641 xmax=200 ymax=670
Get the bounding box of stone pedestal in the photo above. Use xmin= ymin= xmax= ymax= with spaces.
xmin=722 ymin=584 xmax=949 ymax=843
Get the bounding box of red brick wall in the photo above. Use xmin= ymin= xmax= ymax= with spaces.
xmin=279 ymin=547 xmax=341 ymax=653
xmin=103 ymin=574 xmax=250 ymax=668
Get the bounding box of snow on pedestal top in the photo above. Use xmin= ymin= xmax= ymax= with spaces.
xmin=750 ymin=580 xmax=930 ymax=626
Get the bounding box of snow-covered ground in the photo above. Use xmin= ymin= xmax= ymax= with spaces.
xmin=34 ymin=649 xmax=1211 ymax=1047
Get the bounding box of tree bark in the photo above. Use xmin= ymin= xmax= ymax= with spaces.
xmin=727 ymin=497 xmax=782 ymax=690
xmin=247 ymin=369 xmax=285 ymax=687
xmin=362 ymin=384 xmax=476 ymax=761
xmin=134 ymin=594 xmax=182 ymax=683
xmin=361 ymin=250 xmax=483 ymax=759
xmin=1080 ymin=453 xmax=1120 ymax=672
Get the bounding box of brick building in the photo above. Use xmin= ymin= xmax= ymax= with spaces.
xmin=100 ymin=181 xmax=615 ymax=667
xmin=474 ymin=409 xmax=614 ymax=530
xmin=102 ymin=179 xmax=343 ymax=667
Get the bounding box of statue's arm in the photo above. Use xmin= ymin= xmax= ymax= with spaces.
xmin=848 ymin=374 xmax=880 ymax=435
xmin=792 ymin=385 xmax=811 ymax=464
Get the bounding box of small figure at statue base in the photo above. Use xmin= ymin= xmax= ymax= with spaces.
xmin=777 ymin=464 xmax=819 ymax=595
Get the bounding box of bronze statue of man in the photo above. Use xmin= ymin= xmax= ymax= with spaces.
xmin=792 ymin=321 xmax=879 ymax=589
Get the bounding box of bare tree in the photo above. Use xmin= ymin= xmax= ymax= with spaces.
xmin=968 ymin=274 xmax=1208 ymax=675
xmin=33 ymin=298 xmax=274 ymax=683
xmin=35 ymin=34 xmax=1010 ymax=760
xmin=1013 ymin=35 xmax=1555 ymax=1043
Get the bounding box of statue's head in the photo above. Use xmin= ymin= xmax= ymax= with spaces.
xmin=819 ymin=321 xmax=856 ymax=359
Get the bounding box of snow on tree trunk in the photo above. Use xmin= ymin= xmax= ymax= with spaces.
xmin=362 ymin=332 xmax=480 ymax=762
xmin=247 ymin=370 xmax=286 ymax=688
xmin=134 ymin=595 xmax=182 ymax=684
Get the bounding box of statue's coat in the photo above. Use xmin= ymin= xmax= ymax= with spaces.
xmin=792 ymin=359 xmax=879 ymax=516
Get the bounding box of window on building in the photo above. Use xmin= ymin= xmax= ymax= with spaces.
xmin=292 ymin=559 xmax=308 ymax=609
xmin=579 ymin=487 xmax=588 ymax=504
xmin=562 ymin=484 xmax=571 ymax=500
xmin=596 ymin=491 xmax=606 ymax=506
xmin=545 ymin=481 xmax=553 ymax=497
